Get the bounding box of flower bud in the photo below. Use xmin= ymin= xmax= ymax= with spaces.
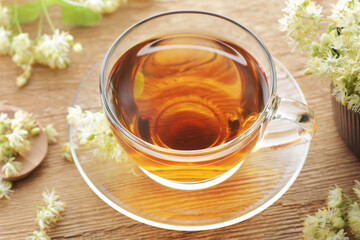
xmin=304 ymin=67 xmax=314 ymax=75
xmin=72 ymin=43 xmax=83 ymax=53
xmin=30 ymin=127 xmax=40 ymax=136
xmin=16 ymin=75 xmax=28 ymax=87
xmin=320 ymin=33 xmax=331 ymax=47
xmin=311 ymin=42 xmax=320 ymax=57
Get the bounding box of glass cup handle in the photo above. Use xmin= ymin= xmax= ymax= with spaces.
xmin=255 ymin=96 xmax=317 ymax=151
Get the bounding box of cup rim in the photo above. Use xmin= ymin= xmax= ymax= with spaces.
xmin=99 ymin=10 xmax=277 ymax=155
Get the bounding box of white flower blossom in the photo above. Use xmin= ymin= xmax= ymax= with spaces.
xmin=348 ymin=202 xmax=360 ymax=238
xmin=0 ymin=180 xmax=12 ymax=199
xmin=67 ymin=106 xmax=128 ymax=162
xmin=326 ymin=229 xmax=349 ymax=240
xmin=11 ymin=110 xmax=38 ymax=132
xmin=34 ymin=30 xmax=74 ymax=69
xmin=328 ymin=186 xmax=343 ymax=208
xmin=36 ymin=189 xmax=65 ymax=230
xmin=11 ymin=33 xmax=33 ymax=66
xmin=305 ymin=2 xmax=323 ymax=17
xmin=279 ymin=0 xmax=322 ymax=53
xmin=42 ymin=189 xmax=66 ymax=215
xmin=0 ymin=26 xmax=11 ymax=55
xmin=0 ymin=113 xmax=11 ymax=128
xmin=27 ymin=230 xmax=50 ymax=240
xmin=36 ymin=208 xmax=57 ymax=230
xmin=1 ymin=157 xmax=22 ymax=178
xmin=6 ymin=126 xmax=30 ymax=155
xmin=280 ymin=0 xmax=360 ymax=111
xmin=0 ymin=3 xmax=11 ymax=27
xmin=44 ymin=124 xmax=58 ymax=144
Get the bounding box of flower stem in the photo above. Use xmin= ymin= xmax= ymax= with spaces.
xmin=40 ymin=0 xmax=55 ymax=33
xmin=37 ymin=13 xmax=44 ymax=40
xmin=14 ymin=0 xmax=23 ymax=33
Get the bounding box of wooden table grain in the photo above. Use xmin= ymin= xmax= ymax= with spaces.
xmin=1 ymin=0 xmax=360 ymax=239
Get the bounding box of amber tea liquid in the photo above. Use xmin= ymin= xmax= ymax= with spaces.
xmin=107 ymin=34 xmax=269 ymax=182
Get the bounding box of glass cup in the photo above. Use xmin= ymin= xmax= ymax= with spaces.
xmin=100 ymin=10 xmax=317 ymax=190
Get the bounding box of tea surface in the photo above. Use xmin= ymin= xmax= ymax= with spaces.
xmin=108 ymin=34 xmax=268 ymax=150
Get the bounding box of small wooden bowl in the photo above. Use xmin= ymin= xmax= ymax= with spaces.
xmin=0 ymin=104 xmax=48 ymax=181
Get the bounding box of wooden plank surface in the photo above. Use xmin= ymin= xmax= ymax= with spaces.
xmin=1 ymin=0 xmax=360 ymax=239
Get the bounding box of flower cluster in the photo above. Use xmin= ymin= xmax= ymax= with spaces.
xmin=66 ymin=106 xmax=128 ymax=162
xmin=303 ymin=181 xmax=360 ymax=239
xmin=0 ymin=2 xmax=82 ymax=87
xmin=27 ymin=189 xmax=65 ymax=240
xmin=73 ymin=0 xmax=128 ymax=14
xmin=279 ymin=0 xmax=360 ymax=111
xmin=0 ymin=179 xmax=13 ymax=199
xmin=0 ymin=110 xmax=40 ymax=179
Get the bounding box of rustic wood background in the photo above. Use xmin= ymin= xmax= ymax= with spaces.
xmin=1 ymin=0 xmax=360 ymax=239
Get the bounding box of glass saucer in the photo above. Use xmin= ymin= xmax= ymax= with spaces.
xmin=69 ymin=58 xmax=310 ymax=231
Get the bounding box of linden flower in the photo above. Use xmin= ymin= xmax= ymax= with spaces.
xmin=36 ymin=189 xmax=65 ymax=230
xmin=280 ymin=0 xmax=360 ymax=111
xmin=36 ymin=208 xmax=57 ymax=230
xmin=279 ymin=0 xmax=322 ymax=52
xmin=326 ymin=229 xmax=349 ymax=240
xmin=303 ymin=215 xmax=319 ymax=239
xmin=44 ymin=124 xmax=58 ymax=144
xmin=0 ymin=3 xmax=11 ymax=27
xmin=42 ymin=189 xmax=65 ymax=214
xmin=11 ymin=33 xmax=34 ymax=68
xmin=0 ymin=180 xmax=12 ymax=199
xmin=11 ymin=110 xmax=38 ymax=132
xmin=28 ymin=230 xmax=50 ymax=240
xmin=67 ymin=106 xmax=128 ymax=162
xmin=328 ymin=186 xmax=343 ymax=208
xmin=348 ymin=202 xmax=360 ymax=238
xmin=0 ymin=26 xmax=11 ymax=55
xmin=6 ymin=126 xmax=30 ymax=156
xmin=303 ymin=207 xmax=347 ymax=239
xmin=61 ymin=142 xmax=73 ymax=162
xmin=0 ymin=113 xmax=11 ymax=131
xmin=1 ymin=157 xmax=22 ymax=178
xmin=34 ymin=30 xmax=77 ymax=69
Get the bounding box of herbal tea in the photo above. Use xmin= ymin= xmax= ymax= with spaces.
xmin=107 ymin=34 xmax=269 ymax=181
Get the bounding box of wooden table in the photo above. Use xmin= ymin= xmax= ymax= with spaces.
xmin=1 ymin=0 xmax=360 ymax=239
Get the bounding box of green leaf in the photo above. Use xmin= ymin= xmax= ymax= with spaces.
xmin=10 ymin=0 xmax=41 ymax=24
xmin=9 ymin=0 xmax=101 ymax=26
xmin=57 ymin=0 xmax=102 ymax=26
xmin=9 ymin=0 xmax=57 ymax=24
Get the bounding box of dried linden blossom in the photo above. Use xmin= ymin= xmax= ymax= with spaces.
xmin=0 ymin=110 xmax=40 ymax=178
xmin=27 ymin=189 xmax=65 ymax=240
xmin=44 ymin=124 xmax=58 ymax=145
xmin=67 ymin=105 xmax=128 ymax=162
xmin=0 ymin=180 xmax=13 ymax=199
xmin=279 ymin=0 xmax=360 ymax=111
xmin=61 ymin=142 xmax=73 ymax=162
xmin=303 ymin=181 xmax=360 ymax=240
